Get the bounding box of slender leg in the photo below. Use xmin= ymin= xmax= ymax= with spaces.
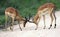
xmin=52 ymin=13 xmax=56 ymax=28
xmin=23 ymin=17 xmax=27 ymax=27
xmin=23 ymin=21 xmax=27 ymax=27
xmin=8 ymin=17 xmax=12 ymax=24
xmin=43 ymin=15 xmax=46 ymax=29
xmin=35 ymin=16 xmax=41 ymax=30
xmin=18 ymin=21 xmax=22 ymax=31
xmin=5 ymin=14 xmax=8 ymax=29
xmin=49 ymin=13 xmax=53 ymax=29
xmin=10 ymin=17 xmax=14 ymax=31
xmin=35 ymin=22 xmax=38 ymax=30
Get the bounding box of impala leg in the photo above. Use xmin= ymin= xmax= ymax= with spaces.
xmin=23 ymin=17 xmax=27 ymax=27
xmin=35 ymin=16 xmax=41 ymax=30
xmin=35 ymin=22 xmax=38 ymax=30
xmin=10 ymin=17 xmax=14 ymax=31
xmin=52 ymin=13 xmax=56 ymax=28
xmin=23 ymin=21 xmax=27 ymax=27
xmin=5 ymin=14 xmax=8 ymax=29
xmin=34 ymin=19 xmax=38 ymax=30
xmin=43 ymin=15 xmax=46 ymax=29
xmin=49 ymin=13 xmax=53 ymax=29
xmin=18 ymin=21 xmax=22 ymax=31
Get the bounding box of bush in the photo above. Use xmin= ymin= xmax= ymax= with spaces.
xmin=0 ymin=0 xmax=60 ymax=25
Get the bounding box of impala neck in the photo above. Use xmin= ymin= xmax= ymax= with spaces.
xmin=16 ymin=15 xmax=25 ymax=21
xmin=33 ymin=14 xmax=39 ymax=23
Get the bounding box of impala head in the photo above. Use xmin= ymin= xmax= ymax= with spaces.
xmin=23 ymin=15 xmax=34 ymax=27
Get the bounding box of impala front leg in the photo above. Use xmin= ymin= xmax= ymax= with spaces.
xmin=49 ymin=13 xmax=53 ymax=29
xmin=18 ymin=21 xmax=22 ymax=31
xmin=5 ymin=14 xmax=8 ymax=30
xmin=52 ymin=13 xmax=56 ymax=28
xmin=10 ymin=17 xmax=14 ymax=31
xmin=35 ymin=16 xmax=41 ymax=30
xmin=35 ymin=22 xmax=38 ymax=30
xmin=23 ymin=21 xmax=27 ymax=27
xmin=33 ymin=19 xmax=38 ymax=30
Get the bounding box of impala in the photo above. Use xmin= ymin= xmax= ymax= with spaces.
xmin=26 ymin=3 xmax=56 ymax=30
xmin=5 ymin=7 xmax=27 ymax=31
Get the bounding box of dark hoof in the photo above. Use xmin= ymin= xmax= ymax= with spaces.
xmin=11 ymin=29 xmax=13 ymax=31
xmin=54 ymin=26 xmax=56 ymax=28
xmin=54 ymin=24 xmax=56 ymax=28
xmin=19 ymin=26 xmax=22 ymax=31
xmin=10 ymin=27 xmax=13 ymax=31
xmin=43 ymin=26 xmax=46 ymax=29
xmin=20 ymin=28 xmax=22 ymax=31
xmin=48 ymin=27 xmax=50 ymax=29
xmin=43 ymin=27 xmax=45 ymax=29
xmin=35 ymin=28 xmax=37 ymax=30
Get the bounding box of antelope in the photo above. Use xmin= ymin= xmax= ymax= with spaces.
xmin=5 ymin=7 xmax=27 ymax=31
xmin=26 ymin=3 xmax=56 ymax=30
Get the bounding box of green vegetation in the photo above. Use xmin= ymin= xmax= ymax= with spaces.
xmin=0 ymin=0 xmax=60 ymax=25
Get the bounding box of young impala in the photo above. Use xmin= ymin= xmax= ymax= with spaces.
xmin=26 ymin=3 xmax=56 ymax=30
xmin=5 ymin=7 xmax=27 ymax=31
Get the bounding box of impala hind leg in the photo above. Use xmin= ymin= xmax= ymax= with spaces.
xmin=43 ymin=15 xmax=46 ymax=29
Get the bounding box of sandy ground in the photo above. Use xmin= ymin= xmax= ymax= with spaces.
xmin=0 ymin=11 xmax=60 ymax=37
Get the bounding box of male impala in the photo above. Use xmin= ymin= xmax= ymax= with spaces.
xmin=27 ymin=3 xmax=56 ymax=30
xmin=5 ymin=7 xmax=27 ymax=31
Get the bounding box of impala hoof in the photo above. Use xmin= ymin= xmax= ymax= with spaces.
xmin=10 ymin=28 xmax=13 ymax=31
xmin=43 ymin=26 xmax=46 ymax=29
xmin=20 ymin=29 xmax=22 ymax=31
xmin=54 ymin=24 xmax=56 ymax=28
xmin=43 ymin=27 xmax=45 ymax=29
xmin=48 ymin=27 xmax=50 ymax=29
